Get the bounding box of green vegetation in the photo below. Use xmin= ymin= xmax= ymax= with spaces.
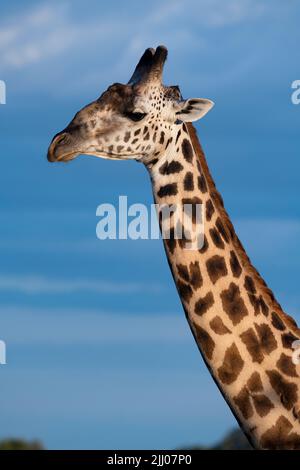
xmin=0 ymin=429 xmax=252 ymax=450
xmin=0 ymin=438 xmax=44 ymax=450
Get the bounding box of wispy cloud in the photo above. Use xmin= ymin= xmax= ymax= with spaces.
xmin=0 ymin=305 xmax=189 ymax=344
xmin=1 ymin=215 xmax=300 ymax=255
xmin=1 ymin=0 xmax=293 ymax=100
xmin=0 ymin=3 xmax=121 ymax=71
xmin=0 ymin=4 xmax=73 ymax=68
xmin=150 ymin=0 xmax=266 ymax=28
xmin=0 ymin=0 xmax=270 ymax=77
xmin=235 ymin=218 xmax=300 ymax=263
xmin=0 ymin=275 xmax=163 ymax=295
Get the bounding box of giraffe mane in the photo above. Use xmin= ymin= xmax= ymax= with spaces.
xmin=186 ymin=122 xmax=300 ymax=336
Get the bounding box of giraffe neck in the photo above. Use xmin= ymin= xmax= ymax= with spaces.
xmin=147 ymin=122 xmax=300 ymax=450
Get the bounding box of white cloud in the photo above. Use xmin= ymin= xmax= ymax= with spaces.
xmin=0 ymin=3 xmax=122 ymax=71
xmin=235 ymin=217 xmax=300 ymax=261
xmin=0 ymin=275 xmax=163 ymax=294
xmin=0 ymin=0 xmax=285 ymax=98
xmin=0 ymin=4 xmax=72 ymax=68
xmin=0 ymin=0 xmax=269 ymax=72
xmin=0 ymin=237 xmax=99 ymax=254
xmin=1 ymin=215 xmax=299 ymax=256
xmin=0 ymin=305 xmax=190 ymax=345
xmin=151 ymin=0 xmax=266 ymax=28
xmin=199 ymin=0 xmax=266 ymax=27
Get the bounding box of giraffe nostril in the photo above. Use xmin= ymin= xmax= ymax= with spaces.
xmin=54 ymin=133 xmax=67 ymax=146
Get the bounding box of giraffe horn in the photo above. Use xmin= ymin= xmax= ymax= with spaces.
xmin=128 ymin=45 xmax=168 ymax=85
xmin=148 ymin=45 xmax=168 ymax=82
xmin=128 ymin=47 xmax=155 ymax=84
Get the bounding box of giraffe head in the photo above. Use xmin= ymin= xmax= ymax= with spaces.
xmin=47 ymin=46 xmax=214 ymax=164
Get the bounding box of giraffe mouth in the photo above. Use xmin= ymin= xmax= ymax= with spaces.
xmin=83 ymin=151 xmax=144 ymax=161
xmin=48 ymin=143 xmax=143 ymax=163
xmin=48 ymin=131 xmax=144 ymax=163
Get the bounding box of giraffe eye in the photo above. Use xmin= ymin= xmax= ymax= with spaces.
xmin=125 ymin=111 xmax=147 ymax=122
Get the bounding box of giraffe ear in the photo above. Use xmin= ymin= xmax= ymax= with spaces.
xmin=175 ymin=98 xmax=214 ymax=122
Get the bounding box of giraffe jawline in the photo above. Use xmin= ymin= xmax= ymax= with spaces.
xmin=83 ymin=151 xmax=143 ymax=161
xmin=56 ymin=151 xmax=143 ymax=162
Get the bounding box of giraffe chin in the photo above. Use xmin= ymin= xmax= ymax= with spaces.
xmin=55 ymin=152 xmax=80 ymax=162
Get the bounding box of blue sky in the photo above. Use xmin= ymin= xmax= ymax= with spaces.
xmin=0 ymin=0 xmax=299 ymax=449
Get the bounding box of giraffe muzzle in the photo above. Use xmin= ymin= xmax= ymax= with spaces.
xmin=47 ymin=132 xmax=79 ymax=162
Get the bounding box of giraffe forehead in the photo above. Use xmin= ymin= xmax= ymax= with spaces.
xmin=98 ymin=84 xmax=135 ymax=113
xmin=134 ymin=85 xmax=170 ymax=107
xmin=90 ymin=82 xmax=180 ymax=120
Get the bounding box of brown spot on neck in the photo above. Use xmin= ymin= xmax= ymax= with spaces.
xmin=260 ymin=416 xmax=300 ymax=449
xmin=266 ymin=370 xmax=298 ymax=411
xmin=217 ymin=342 xmax=244 ymax=385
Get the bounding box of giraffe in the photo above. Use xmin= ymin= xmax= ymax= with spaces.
xmin=47 ymin=46 xmax=300 ymax=449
